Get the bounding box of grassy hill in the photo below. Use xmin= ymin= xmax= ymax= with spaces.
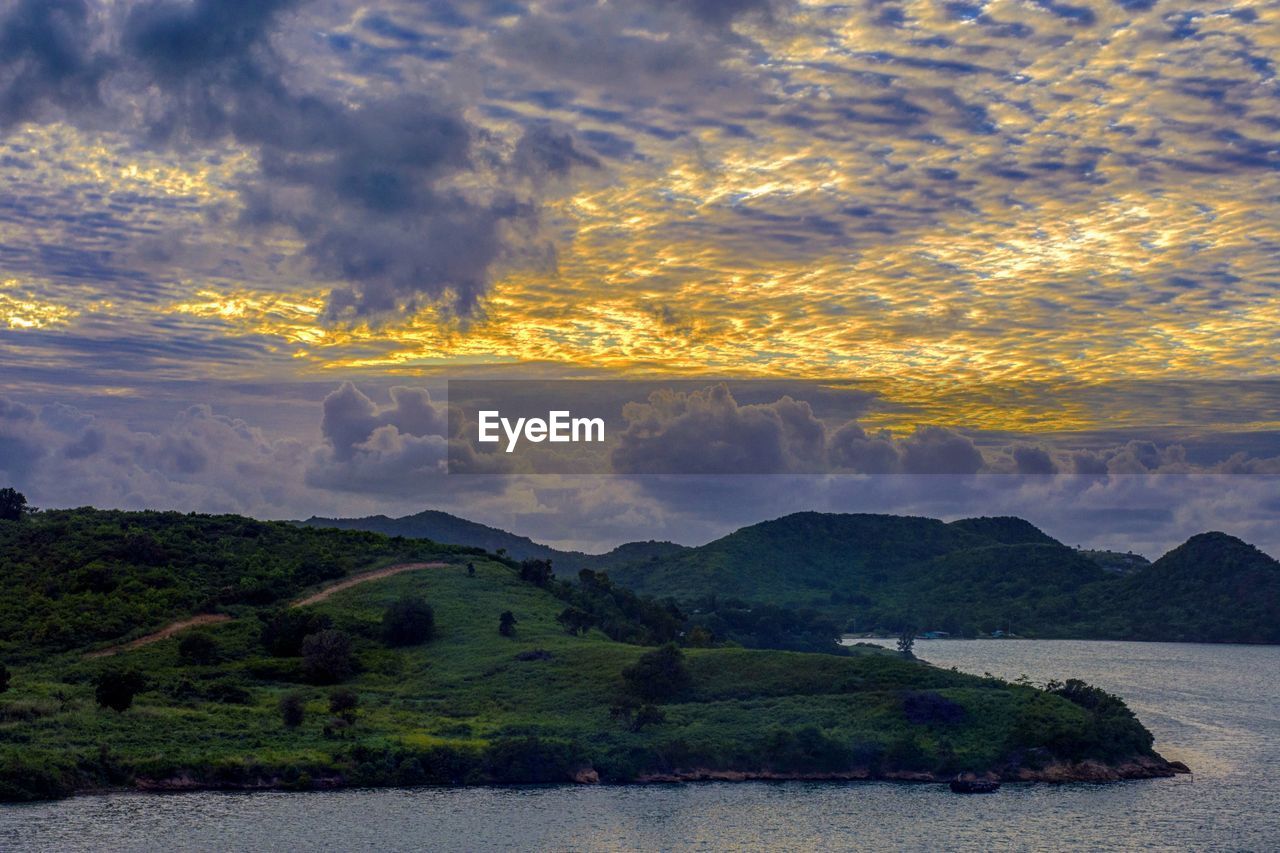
xmin=0 ymin=508 xmax=1179 ymax=800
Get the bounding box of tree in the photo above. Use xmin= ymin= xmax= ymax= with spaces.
xmin=897 ymin=628 xmax=916 ymax=657
xmin=467 ymin=562 xmax=476 ymax=577
xmin=0 ymin=487 xmax=28 ymax=522
xmin=260 ymin=610 xmax=333 ymax=657
xmin=178 ymin=632 xmax=219 ymax=665
xmin=499 ymin=611 xmax=518 ymax=637
xmin=0 ymin=662 xmax=9 ymax=693
xmin=519 ymin=558 xmax=554 ymax=586
xmin=301 ymin=629 xmax=355 ymax=684
xmin=556 ymin=607 xmax=594 ymax=636
xmin=621 ymin=643 xmax=690 ymax=702
xmin=381 ymin=597 xmax=435 ymax=646
xmin=95 ymin=669 xmax=146 ymax=712
xmin=329 ymin=688 xmax=359 ymax=722
xmin=280 ymin=693 xmax=305 ymax=728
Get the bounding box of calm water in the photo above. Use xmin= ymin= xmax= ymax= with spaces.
xmin=2 ymin=640 xmax=1277 ymax=851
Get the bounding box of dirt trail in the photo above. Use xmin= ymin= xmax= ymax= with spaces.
xmin=289 ymin=561 xmax=448 ymax=607
xmin=85 ymin=561 xmax=449 ymax=658
xmin=86 ymin=614 xmax=233 ymax=659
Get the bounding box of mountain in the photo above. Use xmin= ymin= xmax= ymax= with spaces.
xmin=300 ymin=509 xmax=1280 ymax=643
xmin=300 ymin=511 xmax=687 ymax=574
xmin=302 ymin=510 xmax=565 ymax=563
xmin=0 ymin=507 xmax=1179 ymax=801
xmin=1114 ymin=533 xmax=1280 ymax=643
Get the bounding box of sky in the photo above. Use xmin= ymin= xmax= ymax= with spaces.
xmin=1 ymin=0 xmax=1278 ymax=556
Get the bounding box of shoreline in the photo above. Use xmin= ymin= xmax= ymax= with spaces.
xmin=90 ymin=755 xmax=1187 ymax=798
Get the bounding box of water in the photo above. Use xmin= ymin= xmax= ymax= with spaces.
xmin=2 ymin=641 xmax=1277 ymax=851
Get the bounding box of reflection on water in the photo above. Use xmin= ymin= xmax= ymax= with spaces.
xmin=2 ymin=641 xmax=1276 ymax=852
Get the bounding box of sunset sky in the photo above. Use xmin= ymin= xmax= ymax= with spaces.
xmin=1 ymin=0 xmax=1278 ymax=554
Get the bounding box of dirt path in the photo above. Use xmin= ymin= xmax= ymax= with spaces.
xmin=289 ymin=561 xmax=448 ymax=607
xmin=86 ymin=614 xmax=233 ymax=659
xmin=85 ymin=561 xmax=449 ymax=658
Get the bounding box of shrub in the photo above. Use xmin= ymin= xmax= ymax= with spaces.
xmin=902 ymin=691 xmax=966 ymax=725
xmin=620 ymin=643 xmax=690 ymax=702
xmin=260 ymin=610 xmax=334 ymax=657
xmin=280 ymin=693 xmax=305 ymax=728
xmin=177 ymin=632 xmax=219 ymax=665
xmin=381 ymin=598 xmax=435 ymax=647
xmin=329 ymin=689 xmax=359 ymax=720
xmin=94 ymin=669 xmax=146 ymax=712
xmin=556 ymin=607 xmax=594 ymax=636
xmin=499 ymin=611 xmax=517 ymax=637
xmin=301 ymin=629 xmax=355 ymax=684
xmin=0 ymin=662 xmax=9 ymax=693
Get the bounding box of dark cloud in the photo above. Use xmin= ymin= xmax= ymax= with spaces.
xmin=0 ymin=0 xmax=106 ymax=129
xmin=1 ymin=0 xmax=597 ymax=319
xmin=320 ymin=382 xmax=449 ymax=462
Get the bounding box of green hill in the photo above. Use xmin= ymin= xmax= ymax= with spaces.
xmin=597 ymin=514 xmax=1279 ymax=643
xmin=0 ymin=508 xmax=1179 ymax=801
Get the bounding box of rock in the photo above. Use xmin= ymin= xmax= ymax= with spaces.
xmin=573 ymin=767 xmax=600 ymax=784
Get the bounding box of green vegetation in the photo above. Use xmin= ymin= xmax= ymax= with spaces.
xmin=598 ymin=513 xmax=1280 ymax=643
xmin=311 ymin=509 xmax=1279 ymax=644
xmin=0 ymin=503 xmax=1176 ymax=801
xmin=0 ymin=506 xmax=473 ymax=661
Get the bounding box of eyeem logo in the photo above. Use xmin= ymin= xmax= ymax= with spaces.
xmin=477 ymin=410 xmax=605 ymax=452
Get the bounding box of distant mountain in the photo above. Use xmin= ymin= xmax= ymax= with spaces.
xmin=600 ymin=513 xmax=1279 ymax=644
xmin=302 ymin=509 xmax=1280 ymax=643
xmin=302 ymin=510 xmax=565 ymax=563
xmin=300 ymin=510 xmax=687 ymax=574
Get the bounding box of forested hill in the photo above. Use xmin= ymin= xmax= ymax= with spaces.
xmin=303 ymin=509 xmax=1279 ymax=644
xmin=597 ymin=513 xmax=1280 ymax=644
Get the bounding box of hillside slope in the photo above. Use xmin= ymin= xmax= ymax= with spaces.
xmin=0 ymin=509 xmax=1180 ymax=800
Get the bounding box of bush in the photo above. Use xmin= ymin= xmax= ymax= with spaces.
xmin=620 ymin=643 xmax=690 ymax=702
xmin=280 ymin=693 xmax=305 ymax=728
xmin=381 ymin=598 xmax=435 ymax=647
xmin=94 ymin=669 xmax=146 ymax=712
xmin=556 ymin=607 xmax=594 ymax=636
xmin=499 ymin=611 xmax=517 ymax=637
xmin=329 ymin=689 xmax=359 ymax=720
xmin=301 ymin=630 xmax=355 ymax=684
xmin=902 ymin=691 xmax=966 ymax=725
xmin=177 ymin=632 xmax=219 ymax=665
xmin=0 ymin=662 xmax=9 ymax=693
xmin=260 ymin=610 xmax=334 ymax=657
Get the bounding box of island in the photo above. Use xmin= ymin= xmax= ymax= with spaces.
xmin=0 ymin=507 xmax=1186 ymax=801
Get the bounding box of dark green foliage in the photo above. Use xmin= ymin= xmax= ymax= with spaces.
xmin=0 ymin=488 xmax=28 ymax=522
xmin=483 ymin=737 xmax=582 ymax=783
xmin=177 ymin=632 xmax=219 ymax=665
xmin=762 ymin=726 xmax=859 ymax=773
xmin=94 ymin=669 xmax=145 ymax=712
xmin=280 ymin=693 xmax=305 ymax=728
xmin=1043 ymin=679 xmax=1154 ymax=760
xmin=897 ymin=629 xmax=915 ymax=657
xmin=467 ymin=562 xmax=476 ymax=577
xmin=687 ymin=598 xmax=845 ymax=654
xmin=556 ymin=606 xmax=594 ymax=636
xmin=0 ymin=662 xmax=9 ymax=693
xmin=519 ymin=559 xmax=554 ymax=586
xmin=902 ymin=691 xmax=966 ymax=725
xmin=329 ymin=689 xmax=359 ymax=718
xmin=631 ymin=703 xmax=665 ymax=732
xmin=498 ymin=610 xmax=517 ymax=636
xmin=260 ymin=610 xmax=334 ymax=657
xmin=621 ymin=643 xmax=690 ymax=702
xmin=381 ymin=597 xmax=435 ymax=647
xmin=0 ymin=507 xmax=454 ymax=659
xmin=302 ymin=630 xmax=355 ymax=684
